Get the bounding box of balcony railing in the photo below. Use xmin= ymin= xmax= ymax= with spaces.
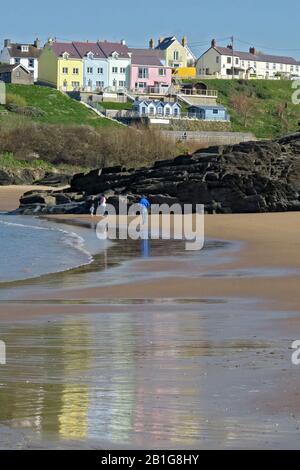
xmin=179 ymin=89 xmax=218 ymax=97
xmin=131 ymin=86 xmax=171 ymax=95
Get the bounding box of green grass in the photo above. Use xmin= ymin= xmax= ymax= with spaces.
xmin=183 ymin=79 xmax=300 ymax=138
xmin=3 ymin=84 xmax=118 ymax=128
xmin=0 ymin=152 xmax=85 ymax=172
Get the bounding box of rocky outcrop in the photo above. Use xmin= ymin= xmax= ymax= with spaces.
xmin=0 ymin=168 xmax=73 ymax=187
xmin=13 ymin=133 xmax=300 ymax=215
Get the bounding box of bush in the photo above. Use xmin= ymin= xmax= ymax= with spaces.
xmin=5 ymin=93 xmax=27 ymax=108
xmin=0 ymin=121 xmax=178 ymax=168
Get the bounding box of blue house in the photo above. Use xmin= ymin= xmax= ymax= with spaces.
xmin=73 ymin=42 xmax=108 ymax=91
xmin=133 ymin=99 xmax=181 ymax=117
xmin=187 ymin=104 xmax=229 ymax=121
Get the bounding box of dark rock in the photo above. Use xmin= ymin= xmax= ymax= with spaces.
xmin=15 ymin=133 xmax=300 ymax=214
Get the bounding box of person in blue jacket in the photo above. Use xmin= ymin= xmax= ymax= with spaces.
xmin=139 ymin=196 xmax=150 ymax=224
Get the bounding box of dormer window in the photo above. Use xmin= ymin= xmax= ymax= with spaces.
xmin=87 ymin=51 xmax=94 ymax=59
xmin=111 ymin=51 xmax=119 ymax=58
xmin=62 ymin=52 xmax=70 ymax=59
xmin=21 ymin=45 xmax=29 ymax=52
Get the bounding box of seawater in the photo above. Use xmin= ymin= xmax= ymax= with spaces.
xmin=0 ymin=214 xmax=93 ymax=283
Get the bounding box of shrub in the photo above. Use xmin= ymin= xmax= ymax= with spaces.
xmin=5 ymin=93 xmax=27 ymax=108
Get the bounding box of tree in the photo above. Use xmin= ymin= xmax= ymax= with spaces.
xmin=229 ymin=93 xmax=256 ymax=127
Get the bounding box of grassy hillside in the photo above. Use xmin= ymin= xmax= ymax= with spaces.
xmin=192 ymin=79 xmax=300 ymax=138
xmin=2 ymin=84 xmax=117 ymax=128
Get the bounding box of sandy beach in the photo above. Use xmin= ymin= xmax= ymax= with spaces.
xmin=1 ymin=185 xmax=300 ymax=449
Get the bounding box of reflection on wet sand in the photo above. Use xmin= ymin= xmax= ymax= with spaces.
xmin=0 ymin=297 xmax=299 ymax=449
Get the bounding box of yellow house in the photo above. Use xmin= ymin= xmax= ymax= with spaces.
xmin=38 ymin=41 xmax=83 ymax=91
xmin=151 ymin=36 xmax=196 ymax=72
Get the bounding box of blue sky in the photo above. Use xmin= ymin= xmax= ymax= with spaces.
xmin=1 ymin=0 xmax=300 ymax=59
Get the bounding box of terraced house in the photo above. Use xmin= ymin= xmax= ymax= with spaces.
xmin=38 ymin=39 xmax=131 ymax=91
xmin=38 ymin=41 xmax=83 ymax=91
xmin=129 ymin=48 xmax=172 ymax=94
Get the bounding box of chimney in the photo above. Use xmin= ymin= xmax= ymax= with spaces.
xmin=211 ymin=39 xmax=216 ymax=48
xmin=149 ymin=38 xmax=154 ymax=49
xmin=158 ymin=37 xmax=164 ymax=45
xmin=34 ymin=38 xmax=41 ymax=49
xmin=120 ymin=39 xmax=126 ymax=46
xmin=4 ymin=39 xmax=11 ymax=47
xmin=227 ymin=44 xmax=233 ymax=50
xmin=182 ymin=36 xmax=187 ymax=47
xmin=249 ymin=47 xmax=256 ymax=55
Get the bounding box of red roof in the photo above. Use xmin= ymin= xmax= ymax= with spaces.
xmin=73 ymin=42 xmax=106 ymax=58
xmin=214 ymin=46 xmax=300 ymax=66
xmin=129 ymin=48 xmax=165 ymax=66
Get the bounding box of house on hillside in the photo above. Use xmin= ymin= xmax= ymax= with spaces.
xmin=133 ymin=99 xmax=181 ymax=117
xmin=72 ymin=42 xmax=108 ymax=91
xmin=151 ymin=36 xmax=195 ymax=69
xmin=187 ymin=104 xmax=229 ymax=121
xmin=38 ymin=40 xmax=83 ymax=91
xmin=0 ymin=63 xmax=34 ymax=85
xmin=129 ymin=48 xmax=172 ymax=94
xmin=197 ymin=39 xmax=300 ymax=79
xmin=97 ymin=40 xmax=131 ymax=90
xmin=0 ymin=39 xmax=41 ymax=82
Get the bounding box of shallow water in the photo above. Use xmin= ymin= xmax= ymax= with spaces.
xmin=0 ymin=215 xmax=93 ymax=283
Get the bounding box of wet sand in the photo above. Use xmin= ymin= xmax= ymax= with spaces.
xmin=1 ymin=187 xmax=300 ymax=449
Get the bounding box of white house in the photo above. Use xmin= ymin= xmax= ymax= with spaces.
xmin=197 ymin=39 xmax=300 ymax=80
xmin=133 ymin=99 xmax=181 ymax=117
xmin=98 ymin=41 xmax=131 ymax=90
xmin=0 ymin=39 xmax=42 ymax=82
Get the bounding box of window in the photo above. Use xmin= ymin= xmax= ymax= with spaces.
xmin=138 ymin=67 xmax=149 ymax=79
xmin=227 ymin=57 xmax=232 ymax=64
xmin=96 ymin=81 xmax=104 ymax=87
xmin=28 ymin=59 xmax=34 ymax=68
xmin=15 ymin=58 xmax=20 ymax=64
xmin=149 ymin=106 xmax=155 ymax=115
xmin=216 ymin=56 xmax=219 ymax=64
xmin=280 ymin=64 xmax=283 ymax=70
xmin=138 ymin=82 xmax=146 ymax=89
xmin=157 ymin=107 xmax=163 ymax=115
xmin=112 ymin=67 xmax=118 ymax=73
xmin=266 ymin=63 xmax=270 ymax=69
xmin=142 ymin=107 xmax=146 ymax=115
xmin=120 ymin=67 xmax=126 ymax=73
xmin=97 ymin=67 xmax=103 ymax=74
xmin=73 ymin=68 xmax=79 ymax=74
xmin=241 ymin=61 xmax=245 ymax=67
xmin=119 ymin=80 xmax=126 ymax=87
xmin=213 ymin=109 xmax=218 ymax=114
xmin=71 ymin=81 xmax=80 ymax=88
xmin=235 ymin=58 xmax=239 ymax=65
xmin=174 ymin=108 xmax=179 ymax=117
xmin=273 ymin=63 xmax=276 ymax=69
xmin=173 ymin=50 xmax=179 ymax=61
xmin=21 ymin=45 xmax=29 ymax=52
xmin=87 ymin=67 xmax=93 ymax=74
xmin=165 ymin=107 xmax=171 ymax=116
xmin=62 ymin=67 xmax=68 ymax=74
xmin=159 ymin=68 xmax=166 ymax=76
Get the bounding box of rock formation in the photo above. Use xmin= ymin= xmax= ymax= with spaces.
xmin=13 ymin=133 xmax=300 ymax=215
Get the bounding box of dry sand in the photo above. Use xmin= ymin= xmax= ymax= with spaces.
xmin=0 ymin=185 xmax=68 ymax=212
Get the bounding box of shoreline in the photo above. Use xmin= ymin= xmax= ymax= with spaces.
xmin=1 ymin=185 xmax=300 ymax=316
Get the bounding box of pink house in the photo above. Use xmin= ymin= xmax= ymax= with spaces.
xmin=129 ymin=48 xmax=172 ymax=94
